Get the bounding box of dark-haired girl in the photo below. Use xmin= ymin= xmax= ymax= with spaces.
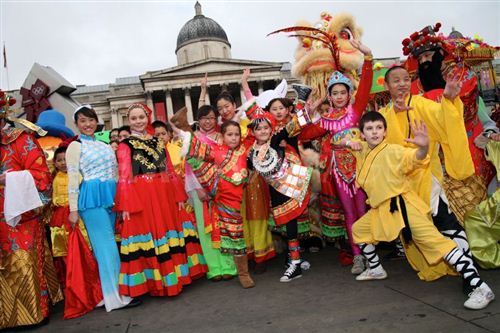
xmin=174 ymin=120 xmax=256 ymax=289
xmin=67 ymin=105 xmax=136 ymax=311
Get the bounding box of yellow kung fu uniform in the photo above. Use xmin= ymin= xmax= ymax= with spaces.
xmin=378 ymin=94 xmax=473 ymax=280
xmin=352 ymin=142 xmax=456 ymax=273
xmin=379 ymin=95 xmax=474 ymax=204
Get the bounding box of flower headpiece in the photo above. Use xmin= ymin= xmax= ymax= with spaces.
xmin=402 ymin=23 xmax=445 ymax=57
xmin=127 ymin=103 xmax=152 ymax=116
xmin=327 ymin=71 xmax=353 ymax=93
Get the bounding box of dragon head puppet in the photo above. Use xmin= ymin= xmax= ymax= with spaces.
xmin=270 ymin=12 xmax=365 ymax=101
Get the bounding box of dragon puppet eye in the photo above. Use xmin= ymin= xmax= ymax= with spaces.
xmin=339 ymin=28 xmax=353 ymax=40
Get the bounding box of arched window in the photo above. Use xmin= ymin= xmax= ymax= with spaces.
xmin=223 ymin=46 xmax=228 ymax=58
xmin=184 ymin=49 xmax=189 ymax=63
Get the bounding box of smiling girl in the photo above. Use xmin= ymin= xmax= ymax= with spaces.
xmin=115 ymin=103 xmax=206 ymax=298
xmin=300 ymin=39 xmax=373 ymax=274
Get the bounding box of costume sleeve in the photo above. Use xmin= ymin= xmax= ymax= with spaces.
xmin=114 ymin=143 xmax=143 ymax=213
xmin=298 ymin=123 xmax=328 ymax=142
xmin=164 ymin=148 xmax=188 ymax=203
xmin=16 ymin=134 xmax=52 ymax=204
xmin=184 ymin=163 xmax=202 ymax=192
xmin=352 ymin=59 xmax=373 ymax=118
xmin=414 ymin=96 xmax=474 ymax=180
xmin=66 ymin=141 xmax=81 ymax=212
xmin=244 ymin=85 xmax=253 ymax=101
xmin=180 ymin=130 xmax=216 ymax=163
xmin=398 ymin=146 xmax=430 ymax=175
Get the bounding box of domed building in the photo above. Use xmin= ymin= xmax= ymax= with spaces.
xmin=72 ymin=2 xmax=295 ymax=127
xmin=176 ymin=2 xmax=231 ymax=65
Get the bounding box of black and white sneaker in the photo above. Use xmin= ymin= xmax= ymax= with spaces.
xmin=280 ymin=262 xmax=302 ymax=282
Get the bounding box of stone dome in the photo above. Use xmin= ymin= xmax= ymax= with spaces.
xmin=176 ymin=2 xmax=231 ymax=52
xmin=448 ymin=27 xmax=464 ymax=39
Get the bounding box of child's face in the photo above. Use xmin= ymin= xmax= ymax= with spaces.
xmin=128 ymin=108 xmax=148 ymax=133
xmin=254 ymin=121 xmax=272 ymax=144
xmin=76 ymin=114 xmax=97 ymax=136
xmin=319 ymin=103 xmax=330 ymax=116
xmin=198 ymin=111 xmax=217 ymax=132
xmin=269 ymin=100 xmax=288 ymax=122
xmin=154 ymin=126 xmax=171 ymax=143
xmin=223 ymin=125 xmax=241 ymax=149
xmin=54 ymin=152 xmax=67 ymax=172
xmin=384 ymin=68 xmax=412 ymax=100
xmin=110 ymin=130 xmax=119 ymax=142
xmin=329 ymin=84 xmax=349 ymax=109
xmin=119 ymin=130 xmax=130 ymax=142
xmin=361 ymin=120 xmax=386 ymax=149
xmin=217 ymin=98 xmax=237 ymax=121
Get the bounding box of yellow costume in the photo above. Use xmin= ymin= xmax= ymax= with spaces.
xmin=378 ymin=94 xmax=473 ymax=280
xmin=379 ymin=95 xmax=474 ymax=202
xmin=352 ymin=142 xmax=456 ymax=269
xmin=50 ymin=171 xmax=89 ymax=257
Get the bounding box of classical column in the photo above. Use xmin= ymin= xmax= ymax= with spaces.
xmin=184 ymin=88 xmax=194 ymax=123
xmin=146 ymin=91 xmax=155 ymax=121
xmin=110 ymin=108 xmax=119 ymax=128
xmin=258 ymin=81 xmax=264 ymax=95
xmin=165 ymin=89 xmax=174 ymax=118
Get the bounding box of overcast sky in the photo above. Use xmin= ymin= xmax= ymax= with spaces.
xmin=0 ymin=0 xmax=498 ymax=90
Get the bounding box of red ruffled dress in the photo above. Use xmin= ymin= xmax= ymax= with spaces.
xmin=115 ymin=135 xmax=206 ymax=297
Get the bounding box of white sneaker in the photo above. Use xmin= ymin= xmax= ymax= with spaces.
xmin=351 ymin=255 xmax=365 ymax=275
xmin=464 ymin=283 xmax=495 ymax=310
xmin=356 ymin=266 xmax=387 ymax=281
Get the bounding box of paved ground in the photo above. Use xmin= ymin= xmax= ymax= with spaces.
xmin=6 ymin=246 xmax=500 ymax=333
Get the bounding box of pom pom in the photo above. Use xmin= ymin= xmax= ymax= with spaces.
xmin=0 ymin=100 xmax=6 ymax=107
xmin=410 ymin=32 xmax=419 ymax=41
xmin=0 ymin=91 xmax=4 ymax=97
xmin=422 ymin=29 xmax=429 ymax=36
xmin=403 ymin=49 xmax=410 ymax=56
xmin=435 ymin=22 xmax=442 ymax=28
xmin=8 ymin=98 xmax=16 ymax=106
xmin=402 ymin=38 xmax=411 ymax=46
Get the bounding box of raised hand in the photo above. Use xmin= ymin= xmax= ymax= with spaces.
xmin=200 ymin=73 xmax=208 ymax=90
xmin=242 ymin=68 xmax=251 ymax=81
xmin=349 ymin=39 xmax=372 ymax=56
xmin=443 ymin=72 xmax=463 ymax=101
xmin=404 ymin=119 xmax=429 ymax=148
xmin=394 ymin=92 xmax=413 ymax=113
xmin=169 ymin=117 xmax=182 ymax=134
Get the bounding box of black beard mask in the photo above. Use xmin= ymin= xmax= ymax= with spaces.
xmin=418 ymin=50 xmax=447 ymax=91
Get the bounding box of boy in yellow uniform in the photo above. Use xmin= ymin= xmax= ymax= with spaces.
xmin=346 ymin=111 xmax=494 ymax=310
xmin=378 ymin=66 xmax=479 ymax=287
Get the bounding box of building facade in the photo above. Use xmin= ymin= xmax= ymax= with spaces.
xmin=72 ymin=2 xmax=296 ymax=129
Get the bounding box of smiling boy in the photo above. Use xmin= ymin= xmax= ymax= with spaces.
xmin=345 ymin=111 xmax=494 ymax=310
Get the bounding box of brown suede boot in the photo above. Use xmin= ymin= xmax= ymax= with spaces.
xmin=234 ymin=255 xmax=255 ymax=289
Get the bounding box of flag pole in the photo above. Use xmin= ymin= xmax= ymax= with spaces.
xmin=2 ymin=42 xmax=10 ymax=90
